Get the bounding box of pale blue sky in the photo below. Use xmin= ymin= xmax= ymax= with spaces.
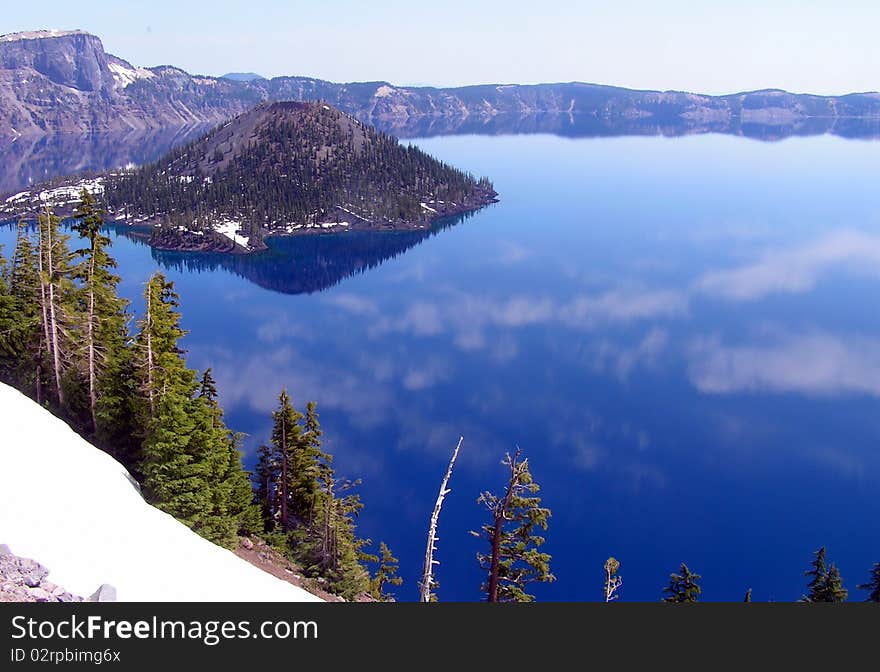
xmin=5 ymin=1 xmax=878 ymax=94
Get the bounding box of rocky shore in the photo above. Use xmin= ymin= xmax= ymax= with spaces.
xmin=0 ymin=544 xmax=114 ymax=603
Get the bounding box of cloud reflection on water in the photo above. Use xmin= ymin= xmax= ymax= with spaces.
xmin=688 ymin=330 xmax=880 ymax=397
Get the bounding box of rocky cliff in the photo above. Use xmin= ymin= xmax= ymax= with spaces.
xmin=3 ymin=29 xmax=880 ymax=138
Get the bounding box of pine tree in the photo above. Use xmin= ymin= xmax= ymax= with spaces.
xmin=7 ymin=221 xmax=45 ymax=400
xmin=0 ymin=248 xmax=17 ymax=372
xmin=317 ymin=473 xmax=371 ymax=600
xmin=251 ymin=393 xmax=372 ymax=599
xmin=472 ymin=448 xmax=555 ymax=602
xmin=198 ymin=367 xmax=220 ymax=406
xmin=369 ymin=541 xmax=403 ymax=601
xmin=197 ymin=368 xmax=261 ymax=543
xmin=227 ymin=431 xmax=263 ymax=536
xmin=270 ymin=390 xmax=305 ymax=531
xmin=135 ymin=273 xmax=190 ymax=418
xmin=803 ymin=546 xmax=828 ymax=602
xmin=822 ymin=565 xmax=848 ymax=603
xmin=857 ymin=562 xmax=880 ymax=602
xmin=254 ymin=443 xmax=278 ymax=531
xmin=137 ymin=273 xmax=240 ymax=547
xmin=802 ymin=547 xmax=848 ymax=603
xmin=663 ymin=563 xmax=702 ymax=603
xmin=70 ymin=189 xmax=136 ymax=457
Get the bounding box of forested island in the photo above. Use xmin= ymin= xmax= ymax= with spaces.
xmin=103 ymin=101 xmax=497 ymax=253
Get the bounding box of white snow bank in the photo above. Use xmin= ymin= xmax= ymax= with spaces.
xmin=0 ymin=383 xmax=320 ymax=602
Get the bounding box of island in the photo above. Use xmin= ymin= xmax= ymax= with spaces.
xmin=107 ymin=101 xmax=497 ymax=253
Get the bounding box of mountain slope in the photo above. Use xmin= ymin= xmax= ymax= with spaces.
xmin=103 ymin=101 xmax=496 ymax=251
xmin=2 ymin=30 xmax=880 ymax=137
xmin=0 ymin=382 xmax=321 ymax=602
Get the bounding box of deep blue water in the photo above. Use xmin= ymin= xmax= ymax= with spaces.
xmin=4 ymin=132 xmax=880 ymax=602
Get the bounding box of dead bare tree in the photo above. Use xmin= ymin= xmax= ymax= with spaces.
xmin=419 ymin=436 xmax=463 ymax=603
xmin=604 ymin=557 xmax=622 ymax=602
xmin=38 ymin=207 xmax=65 ymax=406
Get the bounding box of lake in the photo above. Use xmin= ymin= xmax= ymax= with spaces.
xmin=3 ymin=128 xmax=880 ymax=602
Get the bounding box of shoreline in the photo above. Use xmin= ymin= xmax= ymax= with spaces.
xmin=113 ymin=190 xmax=498 ymax=255
xmin=1 ymin=191 xmax=499 ymax=256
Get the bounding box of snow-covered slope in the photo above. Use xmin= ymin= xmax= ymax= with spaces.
xmin=0 ymin=383 xmax=320 ymax=602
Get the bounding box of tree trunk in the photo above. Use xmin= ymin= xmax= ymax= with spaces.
xmin=36 ymin=222 xmax=50 ymax=394
xmin=487 ymin=509 xmax=505 ymax=603
xmin=87 ymin=251 xmax=97 ymax=434
xmin=280 ymin=418 xmax=288 ymax=530
xmin=420 ymin=436 xmax=462 ymax=602
xmin=487 ymin=450 xmax=521 ymax=603
xmin=44 ymin=214 xmax=64 ymax=406
xmin=145 ymin=285 xmax=154 ymax=414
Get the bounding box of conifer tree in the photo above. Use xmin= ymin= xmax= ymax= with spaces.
xmin=137 ymin=273 xmax=241 ymax=547
xmin=250 ymin=392 xmax=372 ymax=598
xmin=369 ymin=541 xmax=403 ymax=602
xmin=270 ymin=390 xmax=305 ymax=531
xmin=472 ymin=448 xmax=554 ymax=602
xmin=254 ymin=443 xmax=278 ymax=531
xmin=135 ymin=272 xmax=190 ymax=418
xmin=197 ymin=368 xmax=261 ymax=542
xmin=663 ymin=563 xmax=702 ymax=603
xmin=857 ymin=562 xmax=880 ymax=602
xmin=0 ymin=248 xmax=17 ymax=371
xmin=822 ymin=565 xmax=848 ymax=603
xmin=802 ymin=547 xmax=848 ymax=603
xmin=70 ymin=189 xmax=136 ymax=456
xmin=6 ymin=221 xmax=44 ymax=399
xmin=316 ymin=472 xmax=371 ymax=600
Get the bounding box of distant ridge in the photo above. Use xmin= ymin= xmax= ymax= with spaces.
xmin=2 ymin=29 xmax=880 ymax=138
xmin=221 ymin=72 xmax=265 ymax=82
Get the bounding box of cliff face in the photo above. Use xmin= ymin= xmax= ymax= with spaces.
xmin=3 ymin=30 xmax=880 ymax=138
xmin=0 ymin=30 xmax=114 ymax=93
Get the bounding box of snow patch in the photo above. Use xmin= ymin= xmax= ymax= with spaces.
xmin=37 ymin=178 xmax=104 ymax=204
xmin=0 ymin=29 xmax=87 ymax=43
xmin=0 ymin=382 xmax=321 ymax=602
xmin=5 ymin=191 xmax=30 ymax=204
xmin=335 ymin=205 xmax=370 ymax=222
xmin=108 ymin=61 xmax=156 ymax=88
xmin=374 ymin=85 xmax=395 ymax=98
xmin=214 ymin=220 xmax=251 ymax=248
xmin=420 ymin=202 xmax=437 ymax=213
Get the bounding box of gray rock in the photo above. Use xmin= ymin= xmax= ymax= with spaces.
xmin=88 ymin=584 xmax=116 ymax=602
xmin=22 ymin=569 xmax=48 ymax=587
xmin=26 ymin=586 xmax=53 ymax=601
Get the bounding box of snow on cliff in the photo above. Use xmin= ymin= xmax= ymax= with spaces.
xmin=0 ymin=382 xmax=321 ymax=602
xmin=0 ymin=30 xmax=88 ymax=43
